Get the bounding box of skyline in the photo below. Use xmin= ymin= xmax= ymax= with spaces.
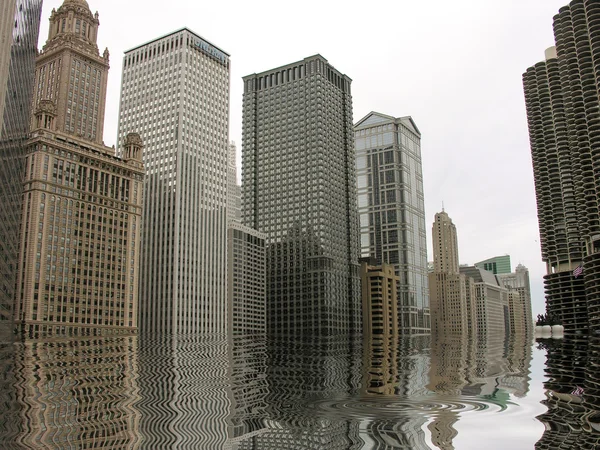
xmin=37 ymin=0 xmax=569 ymax=316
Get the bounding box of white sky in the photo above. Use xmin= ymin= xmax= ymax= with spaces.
xmin=39 ymin=0 xmax=570 ymax=317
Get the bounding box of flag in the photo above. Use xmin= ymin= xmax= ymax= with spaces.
xmin=573 ymin=264 xmax=583 ymax=278
xmin=571 ymin=386 xmax=584 ymax=396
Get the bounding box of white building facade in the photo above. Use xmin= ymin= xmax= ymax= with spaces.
xmin=117 ymin=28 xmax=230 ymax=334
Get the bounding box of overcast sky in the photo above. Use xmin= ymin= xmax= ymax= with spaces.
xmin=39 ymin=0 xmax=571 ymax=316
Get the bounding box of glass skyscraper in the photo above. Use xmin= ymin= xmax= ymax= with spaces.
xmin=355 ymin=112 xmax=430 ymax=334
xmin=117 ymin=28 xmax=230 ymax=334
xmin=241 ymin=54 xmax=361 ymax=338
xmin=0 ymin=0 xmax=42 ymax=329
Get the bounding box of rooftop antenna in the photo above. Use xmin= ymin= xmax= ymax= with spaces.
xmin=442 ymin=201 xmax=445 ymax=212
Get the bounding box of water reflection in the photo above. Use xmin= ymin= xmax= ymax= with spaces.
xmin=0 ymin=330 xmax=544 ymax=449
xmin=536 ymin=336 xmax=600 ymax=449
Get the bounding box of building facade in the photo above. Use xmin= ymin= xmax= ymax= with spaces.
xmin=0 ymin=0 xmax=16 ymax=138
xmin=227 ymin=222 xmax=266 ymax=336
xmin=523 ymin=1 xmax=600 ymax=332
xmin=228 ymin=141 xmax=242 ymax=223
xmin=428 ymin=210 xmax=474 ymax=335
xmin=355 ymin=112 xmax=430 ymax=334
xmin=475 ymin=255 xmax=511 ymax=275
xmin=460 ymin=266 xmax=510 ymax=338
xmin=241 ymin=54 xmax=361 ymax=338
xmin=360 ymin=260 xmax=399 ymax=396
xmin=0 ymin=0 xmax=42 ymax=329
xmin=14 ymin=0 xmax=144 ymax=337
xmin=117 ymin=28 xmax=230 ymax=334
xmin=498 ymin=263 xmax=534 ymax=336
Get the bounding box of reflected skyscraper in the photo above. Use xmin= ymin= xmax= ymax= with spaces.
xmin=0 ymin=0 xmax=42 ymax=329
xmin=355 ymin=112 xmax=430 ymax=334
xmin=241 ymin=54 xmax=361 ymax=338
xmin=535 ymin=336 xmax=592 ymax=449
xmin=428 ymin=334 xmax=533 ymax=450
xmin=11 ymin=336 xmax=141 ymax=449
xmin=117 ymin=29 xmax=230 ymax=334
xmin=136 ymin=334 xmax=232 ymax=449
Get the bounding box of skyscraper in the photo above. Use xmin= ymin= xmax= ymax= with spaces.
xmin=432 ymin=210 xmax=460 ymax=275
xmin=228 ymin=222 xmax=266 ymax=336
xmin=498 ymin=263 xmax=534 ymax=336
xmin=228 ymin=141 xmax=242 ymax=223
xmin=355 ymin=112 xmax=429 ymax=333
xmin=428 ymin=210 xmax=475 ymax=335
xmin=117 ymin=28 xmax=230 ymax=334
xmin=0 ymin=0 xmax=42 ymax=330
xmin=14 ymin=0 xmax=145 ymax=336
xmin=522 ymin=1 xmax=600 ymax=331
xmin=0 ymin=0 xmax=16 ymax=138
xmin=241 ymin=54 xmax=360 ymax=337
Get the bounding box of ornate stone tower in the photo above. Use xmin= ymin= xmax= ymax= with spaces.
xmin=31 ymin=0 xmax=109 ymax=144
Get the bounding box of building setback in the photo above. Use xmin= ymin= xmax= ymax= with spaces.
xmin=241 ymin=54 xmax=361 ymax=337
xmin=15 ymin=0 xmax=144 ymax=336
xmin=354 ymin=112 xmax=430 ymax=334
xmin=117 ymin=28 xmax=230 ymax=334
xmin=0 ymin=0 xmax=42 ymax=330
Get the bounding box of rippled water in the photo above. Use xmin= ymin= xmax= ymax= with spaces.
xmin=0 ymin=329 xmax=585 ymax=449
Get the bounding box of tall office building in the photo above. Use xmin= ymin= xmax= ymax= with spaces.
xmin=428 ymin=210 xmax=475 ymax=335
xmin=498 ymin=264 xmax=534 ymax=336
xmin=459 ymin=266 xmax=510 ymax=338
xmin=0 ymin=0 xmax=42 ymax=330
xmin=228 ymin=222 xmax=266 ymax=336
xmin=228 ymin=141 xmax=242 ymax=223
xmin=117 ymin=28 xmax=230 ymax=334
xmin=14 ymin=0 xmax=145 ymax=336
xmin=0 ymin=0 xmax=16 ymax=138
xmin=475 ymin=255 xmax=511 ymax=275
xmin=523 ymin=1 xmax=600 ymax=332
xmin=241 ymin=54 xmax=360 ymax=337
xmin=355 ymin=112 xmax=430 ymax=334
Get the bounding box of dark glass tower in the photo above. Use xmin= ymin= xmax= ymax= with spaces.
xmin=0 ymin=0 xmax=43 ymax=329
xmin=523 ymin=0 xmax=600 ymax=332
xmin=241 ymin=54 xmax=361 ymax=338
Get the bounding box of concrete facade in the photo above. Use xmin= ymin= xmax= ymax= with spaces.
xmin=227 ymin=222 xmax=266 ymax=336
xmin=429 ymin=210 xmax=474 ymax=335
xmin=522 ymin=1 xmax=600 ymax=332
xmin=117 ymin=28 xmax=230 ymax=335
xmin=498 ymin=264 xmax=534 ymax=336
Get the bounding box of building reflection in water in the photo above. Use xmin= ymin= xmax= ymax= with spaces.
xmin=0 ymin=334 xmax=141 ymax=449
xmin=535 ymin=336 xmax=600 ymax=449
xmin=427 ymin=333 xmax=532 ymax=450
xmin=136 ymin=334 xmax=231 ymax=449
xmin=0 ymin=330 xmax=541 ymax=449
